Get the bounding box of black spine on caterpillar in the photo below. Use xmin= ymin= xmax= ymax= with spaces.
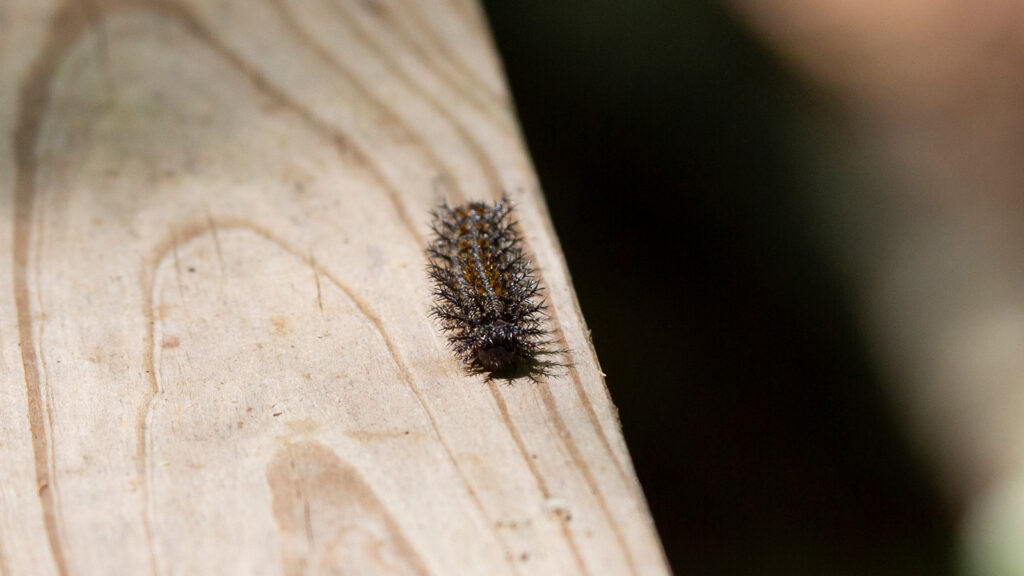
xmin=426 ymin=197 xmax=555 ymax=379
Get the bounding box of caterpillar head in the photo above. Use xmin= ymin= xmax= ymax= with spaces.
xmin=473 ymin=319 xmax=519 ymax=371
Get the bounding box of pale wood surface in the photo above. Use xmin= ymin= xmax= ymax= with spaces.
xmin=0 ymin=1 xmax=669 ymax=574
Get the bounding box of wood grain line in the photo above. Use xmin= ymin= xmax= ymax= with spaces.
xmin=560 ymin=333 xmax=633 ymax=491
xmin=205 ymin=209 xmax=226 ymax=277
xmin=436 ymin=0 xmax=486 ymax=42
xmin=12 ymin=1 xmax=85 ymax=573
xmin=0 ymin=512 xmax=10 ymax=576
xmin=170 ymin=230 xmax=186 ymax=300
xmin=34 ymin=230 xmax=69 ymax=568
xmin=287 ymin=452 xmax=316 ymax=550
xmin=0 ymin=333 xmax=9 ymax=576
xmin=138 ymin=256 xmax=161 ymax=576
xmin=77 ymin=0 xmax=111 ymax=70
xmin=487 ymin=382 xmax=589 ymax=576
xmin=268 ymin=442 xmax=432 ymax=576
xmin=335 ymin=0 xmax=513 ymax=138
xmin=441 ymin=0 xmax=478 ymax=24
xmin=320 ymin=0 xmax=504 ymax=203
xmin=310 ymin=254 xmax=325 ymax=314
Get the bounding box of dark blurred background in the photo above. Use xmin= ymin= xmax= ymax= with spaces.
xmin=481 ymin=1 xmax=956 ymax=574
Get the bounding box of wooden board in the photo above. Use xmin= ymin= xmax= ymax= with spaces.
xmin=0 ymin=1 xmax=670 ymax=574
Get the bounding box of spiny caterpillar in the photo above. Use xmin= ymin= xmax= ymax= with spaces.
xmin=426 ymin=197 xmax=555 ymax=379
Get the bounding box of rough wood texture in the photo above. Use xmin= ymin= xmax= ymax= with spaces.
xmin=0 ymin=1 xmax=669 ymax=574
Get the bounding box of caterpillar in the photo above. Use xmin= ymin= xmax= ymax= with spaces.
xmin=426 ymin=196 xmax=556 ymax=379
